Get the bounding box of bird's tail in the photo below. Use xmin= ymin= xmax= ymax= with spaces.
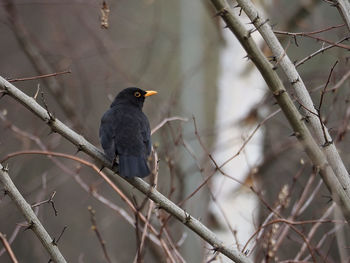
xmin=118 ymin=155 xmax=150 ymax=178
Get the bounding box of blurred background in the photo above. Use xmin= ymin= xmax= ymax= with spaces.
xmin=0 ymin=0 xmax=350 ymax=262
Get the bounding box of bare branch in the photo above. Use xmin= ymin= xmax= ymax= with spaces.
xmin=88 ymin=206 xmax=112 ymax=263
xmin=0 ymin=232 xmax=18 ymax=263
xmin=7 ymin=70 xmax=71 ymax=83
xmin=0 ymin=164 xmax=67 ymax=263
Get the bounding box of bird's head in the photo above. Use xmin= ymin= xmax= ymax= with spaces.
xmin=111 ymin=87 xmax=157 ymax=109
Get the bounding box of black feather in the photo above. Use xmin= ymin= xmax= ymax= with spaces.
xmin=99 ymin=87 xmax=153 ymax=178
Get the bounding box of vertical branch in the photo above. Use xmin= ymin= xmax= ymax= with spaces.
xmin=88 ymin=206 xmax=112 ymax=263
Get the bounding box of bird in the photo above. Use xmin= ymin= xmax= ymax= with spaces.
xmin=99 ymin=87 xmax=157 ymax=178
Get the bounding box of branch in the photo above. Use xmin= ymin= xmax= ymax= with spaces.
xmin=0 ymin=77 xmax=251 ymax=263
xmin=209 ymin=0 xmax=350 ymax=221
xmin=0 ymin=232 xmax=18 ymax=263
xmin=331 ymin=0 xmax=350 ymax=32
xmin=0 ymin=164 xmax=67 ymax=263
xmin=7 ymin=70 xmax=71 ymax=83
xmin=236 ymin=0 xmax=350 ymax=197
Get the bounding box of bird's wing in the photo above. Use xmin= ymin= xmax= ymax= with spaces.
xmin=140 ymin=112 xmax=152 ymax=156
xmin=99 ymin=109 xmax=116 ymax=162
xmin=113 ymin=112 xmax=148 ymax=156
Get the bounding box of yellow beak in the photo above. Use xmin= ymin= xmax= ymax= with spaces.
xmin=145 ymin=90 xmax=158 ymax=97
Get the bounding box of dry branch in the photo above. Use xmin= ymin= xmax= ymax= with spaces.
xmin=0 ymin=164 xmax=67 ymax=263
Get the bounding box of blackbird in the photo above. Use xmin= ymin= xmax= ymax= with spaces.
xmin=99 ymin=87 xmax=157 ymax=178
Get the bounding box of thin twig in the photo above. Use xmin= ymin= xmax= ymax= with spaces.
xmin=295 ymin=36 xmax=350 ymax=67
xmin=32 ymin=191 xmax=58 ymax=216
xmin=274 ymin=30 xmax=350 ymax=51
xmin=0 ymin=232 xmax=18 ymax=263
xmin=317 ymin=61 xmax=338 ymax=146
xmin=88 ymin=206 xmax=112 ymax=263
xmin=151 ymin=116 xmax=188 ymax=135
xmin=8 ymin=70 xmax=71 ymax=83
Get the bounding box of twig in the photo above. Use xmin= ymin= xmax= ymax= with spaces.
xmin=0 ymin=232 xmax=18 ymax=263
xmin=32 ymin=191 xmax=58 ymax=216
xmin=88 ymin=206 xmax=112 ymax=263
xmin=151 ymin=116 xmax=188 ymax=135
xmin=317 ymin=61 xmax=338 ymax=146
xmin=53 ymin=226 xmax=68 ymax=246
xmin=274 ymin=30 xmax=350 ymax=51
xmin=295 ymin=36 xmax=350 ymax=67
xmin=275 ymin=23 xmax=344 ymax=36
xmin=7 ymin=70 xmax=71 ymax=83
xmin=294 ymin=203 xmax=336 ymax=261
xmin=219 ymin=109 xmax=280 ymax=168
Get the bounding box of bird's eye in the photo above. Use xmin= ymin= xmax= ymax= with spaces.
xmin=134 ymin=91 xmax=141 ymax=98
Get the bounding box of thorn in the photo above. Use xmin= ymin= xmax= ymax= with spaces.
xmin=75 ymin=144 xmax=84 ymax=154
xmin=251 ymin=15 xmax=259 ymax=24
xmin=214 ymin=8 xmax=228 ymax=17
xmin=291 ymin=78 xmax=300 ymax=85
xmin=99 ymin=165 xmax=105 ymax=172
xmin=243 ymin=54 xmax=250 ymax=60
xmin=0 ymin=92 xmax=6 ymax=100
xmin=268 ymin=56 xmax=277 ymax=62
xmin=1 ymin=164 xmax=9 ymax=172
xmin=24 ymin=221 xmax=35 ymax=231
xmin=183 ymin=210 xmax=191 ymax=224
xmin=293 ymin=35 xmax=299 ymax=47
xmin=301 ymin=115 xmax=310 ymax=123
xmin=51 ymin=238 xmax=57 ymax=246
xmin=322 ymin=140 xmax=333 ymax=147
xmin=211 ymin=245 xmax=220 ymax=253
xmin=322 ymin=194 xmax=333 ymax=204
